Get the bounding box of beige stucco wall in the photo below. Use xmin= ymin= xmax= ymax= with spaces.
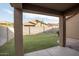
xmin=66 ymin=13 xmax=79 ymax=39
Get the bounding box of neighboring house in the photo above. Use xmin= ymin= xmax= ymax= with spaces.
xmin=47 ymin=23 xmax=59 ymax=28
xmin=29 ymin=20 xmax=43 ymax=27
xmin=24 ymin=20 xmax=48 ymax=28
xmin=52 ymin=24 xmax=59 ymax=28
xmin=24 ymin=22 xmax=35 ymax=26
xmin=23 ymin=20 xmax=55 ymax=35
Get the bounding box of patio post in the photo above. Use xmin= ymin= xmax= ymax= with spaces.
xmin=14 ymin=8 xmax=24 ymax=56
xmin=59 ymin=15 xmax=66 ymax=47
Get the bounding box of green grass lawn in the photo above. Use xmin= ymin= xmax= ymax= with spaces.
xmin=0 ymin=33 xmax=58 ymax=56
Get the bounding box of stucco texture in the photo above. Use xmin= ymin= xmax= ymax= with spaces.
xmin=66 ymin=13 xmax=79 ymax=39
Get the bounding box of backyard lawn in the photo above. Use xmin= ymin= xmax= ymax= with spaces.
xmin=0 ymin=33 xmax=58 ymax=56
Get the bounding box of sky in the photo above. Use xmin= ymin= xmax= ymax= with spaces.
xmin=0 ymin=3 xmax=59 ymax=24
xmin=0 ymin=3 xmax=14 ymax=22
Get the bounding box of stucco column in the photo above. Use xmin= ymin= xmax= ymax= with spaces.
xmin=14 ymin=8 xmax=24 ymax=56
xmin=59 ymin=15 xmax=66 ymax=47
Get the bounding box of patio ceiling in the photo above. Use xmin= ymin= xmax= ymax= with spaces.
xmin=30 ymin=3 xmax=76 ymax=12
xmin=11 ymin=3 xmax=79 ymax=17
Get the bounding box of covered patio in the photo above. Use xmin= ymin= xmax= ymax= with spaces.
xmin=11 ymin=3 xmax=79 ymax=56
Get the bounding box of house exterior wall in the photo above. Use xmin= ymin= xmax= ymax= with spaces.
xmin=35 ymin=22 xmax=42 ymax=27
xmin=66 ymin=13 xmax=79 ymax=39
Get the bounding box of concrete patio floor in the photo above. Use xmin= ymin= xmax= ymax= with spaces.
xmin=66 ymin=38 xmax=79 ymax=51
xmin=24 ymin=46 xmax=79 ymax=56
xmin=25 ymin=38 xmax=79 ymax=56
